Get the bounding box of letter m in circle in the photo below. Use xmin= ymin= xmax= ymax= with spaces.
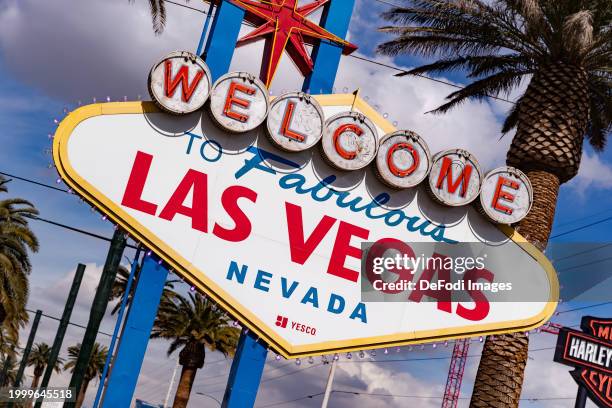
xmin=164 ymin=60 xmax=204 ymax=103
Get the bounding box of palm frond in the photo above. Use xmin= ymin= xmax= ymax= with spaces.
xmin=430 ymin=70 xmax=527 ymax=113
xmin=378 ymin=0 xmax=611 ymax=142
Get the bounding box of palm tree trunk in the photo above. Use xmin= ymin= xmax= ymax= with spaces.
xmin=75 ymin=378 xmax=90 ymax=408
xmin=469 ymin=170 xmax=560 ymax=407
xmin=30 ymin=374 xmax=40 ymax=389
xmin=28 ymin=374 xmax=41 ymax=408
xmin=172 ymin=365 xmax=198 ymax=408
xmin=0 ymin=303 xmax=6 ymax=325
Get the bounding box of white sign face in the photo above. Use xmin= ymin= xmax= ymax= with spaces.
xmin=54 ymin=96 xmax=557 ymax=358
xmin=266 ymin=92 xmax=324 ymax=152
xmin=148 ymin=51 xmax=212 ymax=115
xmin=428 ymin=149 xmax=483 ymax=206
xmin=376 ymin=130 xmax=431 ymax=189
xmin=209 ymin=72 xmax=269 ymax=133
xmin=479 ymin=167 xmax=533 ymax=224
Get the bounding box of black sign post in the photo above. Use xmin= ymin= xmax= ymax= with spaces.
xmin=575 ymin=385 xmax=588 ymax=408
xmin=553 ymin=316 xmax=612 ymax=408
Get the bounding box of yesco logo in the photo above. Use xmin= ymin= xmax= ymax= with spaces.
xmin=275 ymin=315 xmax=317 ymax=336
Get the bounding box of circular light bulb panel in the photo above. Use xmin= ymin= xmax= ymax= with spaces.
xmin=376 ymin=130 xmax=431 ymax=189
xmin=428 ymin=149 xmax=482 ymax=206
xmin=148 ymin=51 xmax=212 ymax=115
xmin=266 ymin=92 xmax=325 ymax=152
xmin=479 ymin=166 xmax=533 ymax=224
xmin=321 ymin=111 xmax=378 ymax=170
xmin=209 ymin=72 xmax=270 ymax=133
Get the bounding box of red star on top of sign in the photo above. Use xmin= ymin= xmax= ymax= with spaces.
xmin=231 ymin=0 xmax=358 ymax=87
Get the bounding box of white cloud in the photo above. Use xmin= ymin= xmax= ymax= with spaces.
xmin=0 ymin=0 xmax=201 ymax=101
xmin=333 ymin=361 xmax=445 ymax=408
xmin=334 ymin=54 xmax=511 ymax=170
xmin=568 ymin=151 xmax=612 ymax=194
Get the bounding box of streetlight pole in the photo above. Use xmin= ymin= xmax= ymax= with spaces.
xmin=196 ymin=392 xmax=222 ymax=406
xmin=321 ymin=359 xmax=337 ymax=408
xmin=163 ymin=360 xmax=180 ymax=408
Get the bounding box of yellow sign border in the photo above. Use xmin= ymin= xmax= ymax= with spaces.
xmin=53 ymin=98 xmax=559 ymax=358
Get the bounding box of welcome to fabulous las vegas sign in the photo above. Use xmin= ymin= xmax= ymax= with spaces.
xmin=52 ymin=51 xmax=558 ymax=358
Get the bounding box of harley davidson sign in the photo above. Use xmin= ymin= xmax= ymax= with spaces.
xmin=554 ymin=316 xmax=612 ymax=407
xmin=52 ymin=52 xmax=558 ymax=357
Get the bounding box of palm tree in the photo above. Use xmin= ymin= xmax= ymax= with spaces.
xmin=378 ymin=1 xmax=610 ymax=406
xmin=0 ymin=353 xmax=18 ymax=387
xmin=109 ymin=263 xmax=178 ymax=315
xmin=151 ymin=292 xmax=240 ymax=408
xmin=27 ymin=343 xmax=63 ymax=388
xmin=130 ymin=0 xmax=167 ymax=35
xmin=0 ymin=326 xmax=17 ymax=358
xmin=64 ymin=343 xmax=108 ymax=408
xmin=26 ymin=343 xmax=63 ymax=408
xmin=0 ymin=175 xmax=39 ymax=338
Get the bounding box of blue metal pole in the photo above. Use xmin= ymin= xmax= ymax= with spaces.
xmin=100 ymin=254 xmax=168 ymax=408
xmin=302 ymin=0 xmax=356 ymax=94
xmin=92 ymin=247 xmax=142 ymax=408
xmin=200 ymin=3 xmax=272 ymax=407
xmin=96 ymin=2 xmax=247 ymax=406
xmin=212 ymin=2 xmax=355 ymax=406
xmin=221 ymin=331 xmax=268 ymax=408
xmin=202 ymin=0 xmax=245 ymax=80
xmin=196 ymin=1 xmax=215 ymax=57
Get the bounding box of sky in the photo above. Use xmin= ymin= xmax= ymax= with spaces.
xmin=0 ymin=0 xmax=610 ymax=407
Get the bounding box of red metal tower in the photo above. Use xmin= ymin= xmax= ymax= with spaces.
xmin=441 ymin=338 xmax=470 ymax=408
xmin=440 ymin=322 xmax=561 ymax=407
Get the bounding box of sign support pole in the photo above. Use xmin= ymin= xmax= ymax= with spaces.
xmin=95 ymin=1 xmax=356 ymax=406
xmin=202 ymin=0 xmax=245 ymax=79
xmin=202 ymin=3 xmax=271 ymax=406
xmin=64 ymin=231 xmax=126 ymax=408
xmin=574 ymin=385 xmax=587 ymax=408
xmin=221 ymin=331 xmax=268 ymax=408
xmin=35 ymin=264 xmax=85 ymax=408
xmin=303 ymin=0 xmax=356 ymax=94
xmin=100 ymin=254 xmax=168 ymax=408
xmin=211 ymin=1 xmax=355 ymax=406
xmin=92 ymin=247 xmax=142 ymax=408
xmin=12 ymin=310 xmax=42 ymax=387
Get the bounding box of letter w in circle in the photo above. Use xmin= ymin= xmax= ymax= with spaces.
xmin=164 ymin=60 xmax=204 ymax=102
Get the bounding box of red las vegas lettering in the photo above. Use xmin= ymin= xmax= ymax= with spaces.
xmin=121 ymin=151 xmax=257 ymax=242
xmin=285 ymin=202 xmax=369 ymax=283
xmin=409 ymin=253 xmax=452 ymax=313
